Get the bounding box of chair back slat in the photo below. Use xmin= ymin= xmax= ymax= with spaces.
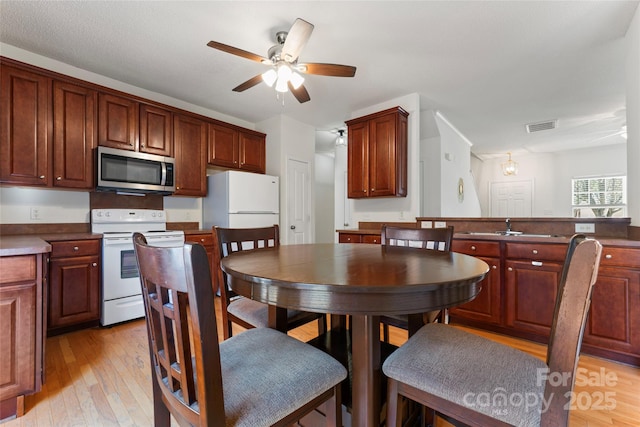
xmin=134 ymin=233 xmax=225 ymax=426
xmin=212 ymin=225 xmax=279 ymax=306
xmin=541 ymin=236 xmax=602 ymax=427
xmin=381 ymin=225 xmax=454 ymax=251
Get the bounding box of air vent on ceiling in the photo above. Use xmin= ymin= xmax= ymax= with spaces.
xmin=525 ymin=120 xmax=557 ymax=133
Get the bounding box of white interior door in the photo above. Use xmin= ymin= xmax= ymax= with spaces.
xmin=490 ymin=180 xmax=533 ymax=217
xmin=287 ymin=158 xmax=311 ymax=244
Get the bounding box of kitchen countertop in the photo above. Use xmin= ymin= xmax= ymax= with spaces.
xmin=336 ymin=228 xmax=640 ymax=248
xmin=0 ymin=235 xmax=51 ymax=256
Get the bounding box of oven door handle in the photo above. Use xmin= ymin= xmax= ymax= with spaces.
xmin=103 ymin=237 xmax=135 ymax=247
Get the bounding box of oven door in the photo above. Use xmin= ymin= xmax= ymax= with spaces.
xmin=102 ymin=234 xmax=185 ymax=300
xmin=101 ymin=234 xmax=184 ymax=326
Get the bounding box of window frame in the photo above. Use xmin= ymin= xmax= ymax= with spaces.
xmin=571 ymin=175 xmax=627 ymax=218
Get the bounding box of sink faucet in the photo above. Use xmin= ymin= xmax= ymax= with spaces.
xmin=506 ymin=218 xmax=511 ymax=233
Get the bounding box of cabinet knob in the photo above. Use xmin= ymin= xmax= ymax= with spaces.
xmin=508 ymin=267 xmax=513 ymax=272
xmin=73 ymin=246 xmax=79 ymax=251
xmin=129 ymin=143 xmax=134 ymax=146
xmin=492 ymin=265 xmax=497 ymax=269
xmin=39 ymin=175 xmax=45 ymax=179
xmin=532 ymin=249 xmax=538 ymax=254
xmin=92 ymin=262 xmax=97 ymax=267
xmin=605 ymin=254 xmax=612 ymax=259
xmin=56 ymin=176 xmax=62 ymax=181
xmin=200 ymin=238 xmax=205 ymax=242
xmin=140 ymin=144 xmax=145 ymax=148
xmin=470 ymin=245 xmax=476 ymax=251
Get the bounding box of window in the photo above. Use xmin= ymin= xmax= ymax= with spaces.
xmin=572 ymin=176 xmax=626 ymax=218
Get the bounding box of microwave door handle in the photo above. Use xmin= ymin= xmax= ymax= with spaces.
xmin=161 ymin=162 xmax=167 ymax=186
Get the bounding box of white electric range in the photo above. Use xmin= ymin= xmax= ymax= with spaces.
xmin=91 ymin=209 xmax=185 ymax=326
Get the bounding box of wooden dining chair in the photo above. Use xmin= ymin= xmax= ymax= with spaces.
xmin=133 ymin=233 xmax=346 ymax=427
xmin=379 ymin=225 xmax=455 ymax=342
xmin=383 ymin=235 xmax=602 ymax=427
xmin=212 ymin=224 xmax=327 ymax=339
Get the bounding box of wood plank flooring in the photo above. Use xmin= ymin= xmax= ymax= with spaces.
xmin=4 ymin=297 xmax=639 ymax=426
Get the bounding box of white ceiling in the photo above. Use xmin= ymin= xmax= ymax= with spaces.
xmin=1 ymin=1 xmax=636 ymax=157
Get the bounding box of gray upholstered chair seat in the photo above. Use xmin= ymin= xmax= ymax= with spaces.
xmin=383 ymin=323 xmax=546 ymax=427
xmin=227 ymin=296 xmax=312 ymax=329
xmin=220 ymin=327 xmax=346 ymax=426
xmin=163 ymin=327 xmax=346 ymax=427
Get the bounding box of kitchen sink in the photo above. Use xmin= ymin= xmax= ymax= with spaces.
xmin=461 ymin=231 xmax=556 ymax=238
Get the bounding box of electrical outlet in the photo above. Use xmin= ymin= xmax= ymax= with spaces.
xmin=575 ymin=223 xmax=595 ymax=233
xmin=30 ymin=207 xmax=41 ymax=220
xmin=434 ymin=221 xmax=447 ymax=228
xmin=421 ymin=221 xmax=433 ymax=228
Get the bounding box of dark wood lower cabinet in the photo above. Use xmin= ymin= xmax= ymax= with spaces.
xmin=504 ymin=259 xmax=563 ymax=337
xmin=0 ymin=253 xmax=45 ymax=421
xmin=47 ymin=240 xmax=100 ymax=335
xmin=450 ymin=256 xmax=502 ymax=324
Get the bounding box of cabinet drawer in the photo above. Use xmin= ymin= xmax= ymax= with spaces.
xmin=0 ymin=255 xmax=37 ymax=283
xmin=452 ymin=240 xmax=500 ymax=257
xmin=186 ymin=233 xmax=214 ymax=247
xmin=339 ymin=233 xmax=362 ymax=244
xmin=600 ymin=247 xmax=640 ymax=269
xmin=505 ymin=242 xmax=567 ymax=261
xmin=50 ymin=240 xmax=100 ymax=258
xmin=362 ymin=234 xmax=381 ymax=244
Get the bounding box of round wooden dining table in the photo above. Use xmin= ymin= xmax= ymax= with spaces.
xmin=220 ymin=243 xmax=489 ymax=427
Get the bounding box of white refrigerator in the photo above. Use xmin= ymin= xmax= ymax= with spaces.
xmin=203 ymin=171 xmax=280 ymax=228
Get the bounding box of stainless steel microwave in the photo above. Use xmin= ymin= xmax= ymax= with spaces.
xmin=97 ymin=146 xmax=176 ymax=195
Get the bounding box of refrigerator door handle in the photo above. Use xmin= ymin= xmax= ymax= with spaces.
xmin=233 ymin=211 xmax=279 ymax=214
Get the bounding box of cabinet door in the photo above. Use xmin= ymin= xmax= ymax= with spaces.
xmin=0 ymin=65 xmax=51 ymax=186
xmin=185 ymin=233 xmax=217 ymax=293
xmin=347 ymin=121 xmax=369 ymax=198
xmin=450 ymin=256 xmax=502 ymax=324
xmin=174 ymin=114 xmax=207 ymax=196
xmin=505 ymin=259 xmax=563 ymax=338
xmin=0 ymin=254 xmax=41 ymax=401
xmin=238 ymin=131 xmax=265 ymax=173
xmin=48 ymin=255 xmax=100 ymax=330
xmin=139 ymin=104 xmax=172 ymax=156
xmin=98 ymin=93 xmax=138 ymax=151
xmin=208 ymin=123 xmax=238 ymax=168
xmin=582 ymin=266 xmax=640 ymax=357
xmin=52 ymin=81 xmax=96 ymax=189
xmin=368 ymin=112 xmax=398 ymax=196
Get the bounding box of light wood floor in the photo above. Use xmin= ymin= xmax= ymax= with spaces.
xmin=5 ymin=297 xmax=639 ymax=427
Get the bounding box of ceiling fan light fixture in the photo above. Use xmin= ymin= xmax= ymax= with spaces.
xmin=501 ymin=152 xmax=518 ymax=176
xmin=290 ymin=72 xmax=304 ymax=89
xmin=275 ymin=76 xmax=289 ymax=93
xmin=262 ymin=69 xmax=277 ymax=87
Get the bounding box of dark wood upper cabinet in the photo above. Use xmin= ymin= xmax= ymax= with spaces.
xmin=208 ymin=123 xmax=239 ymax=168
xmin=174 ymin=113 xmax=207 ymax=196
xmin=208 ymin=123 xmax=265 ymax=174
xmin=238 ymin=130 xmax=266 ymax=173
xmin=139 ymin=103 xmax=173 ymax=157
xmin=346 ymin=106 xmax=408 ymax=198
xmin=98 ymin=93 xmax=138 ymax=151
xmin=0 ymin=65 xmax=51 ymax=186
xmin=52 ymin=81 xmax=96 ymax=189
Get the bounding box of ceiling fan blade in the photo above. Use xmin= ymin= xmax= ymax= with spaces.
xmin=298 ymin=63 xmax=356 ymax=77
xmin=288 ymin=81 xmax=311 ymax=103
xmin=207 ymin=41 xmax=267 ymax=63
xmin=281 ymin=18 xmax=314 ymax=62
xmin=232 ymin=74 xmax=264 ymax=92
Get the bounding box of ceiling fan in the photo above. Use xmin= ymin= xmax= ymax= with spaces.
xmin=207 ymin=18 xmax=356 ymax=103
